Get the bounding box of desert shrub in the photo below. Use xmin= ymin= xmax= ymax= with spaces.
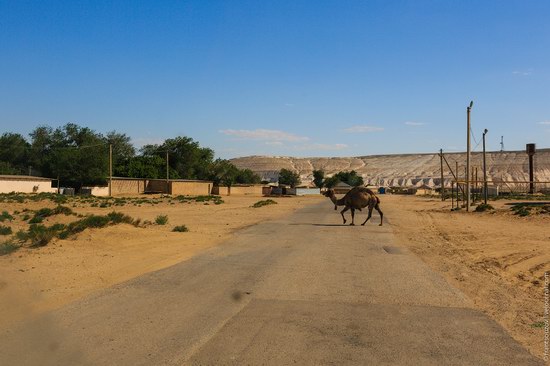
xmin=0 ymin=241 xmax=19 ymax=256
xmin=29 ymin=216 xmax=44 ymax=224
xmin=30 ymin=205 xmax=74 ymax=224
xmin=58 ymin=212 xmax=135 ymax=239
xmin=99 ymin=202 xmax=111 ymax=208
xmin=513 ymin=206 xmax=530 ymax=217
xmin=106 ymin=211 xmax=134 ymax=224
xmin=252 ymin=199 xmax=278 ymax=208
xmin=475 ymin=203 xmax=494 ymax=212
xmin=34 ymin=208 xmax=54 ymax=217
xmin=172 ymin=225 xmax=189 ymax=232
xmin=0 ymin=225 xmax=12 ymax=235
xmin=26 ymin=224 xmax=58 ymax=247
xmin=155 ymin=215 xmax=169 ymax=225
xmin=53 ymin=205 xmax=74 ymax=216
xmin=0 ymin=211 xmax=14 ymax=222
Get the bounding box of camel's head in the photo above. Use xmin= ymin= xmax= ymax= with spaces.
xmin=323 ymin=189 xmax=338 ymax=210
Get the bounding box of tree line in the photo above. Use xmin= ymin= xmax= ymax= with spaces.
xmin=277 ymin=168 xmax=364 ymax=188
xmin=0 ymin=123 xmax=261 ymax=189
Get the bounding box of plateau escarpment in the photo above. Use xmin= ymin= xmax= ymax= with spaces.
xmin=231 ymin=149 xmax=550 ymax=188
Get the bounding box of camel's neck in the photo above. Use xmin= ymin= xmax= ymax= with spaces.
xmin=329 ymin=193 xmax=345 ymax=206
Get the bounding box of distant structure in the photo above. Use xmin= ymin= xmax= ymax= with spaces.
xmin=500 ymin=136 xmax=505 ymax=152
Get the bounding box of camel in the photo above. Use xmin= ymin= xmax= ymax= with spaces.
xmin=323 ymin=187 xmax=383 ymax=226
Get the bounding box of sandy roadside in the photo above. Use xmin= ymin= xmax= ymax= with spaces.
xmin=0 ymin=195 xmax=323 ymax=328
xmin=383 ymin=194 xmax=549 ymax=360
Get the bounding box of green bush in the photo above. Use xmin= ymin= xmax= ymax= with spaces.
xmin=29 ymin=216 xmax=44 ymax=224
xmin=0 ymin=241 xmax=19 ymax=256
xmin=26 ymin=224 xmax=58 ymax=247
xmin=155 ymin=215 xmax=169 ymax=225
xmin=29 ymin=205 xmax=74 ymax=224
xmin=252 ymin=199 xmax=278 ymax=208
xmin=0 ymin=225 xmax=12 ymax=235
xmin=475 ymin=203 xmax=494 ymax=212
xmin=0 ymin=211 xmax=14 ymax=222
xmin=511 ymin=204 xmax=531 ymax=217
xmin=58 ymin=212 xmax=135 ymax=239
xmin=172 ymin=225 xmax=189 ymax=232
xmin=106 ymin=211 xmax=134 ymax=224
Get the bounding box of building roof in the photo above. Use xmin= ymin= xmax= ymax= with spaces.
xmin=333 ymin=181 xmax=352 ymax=188
xmin=0 ymin=175 xmax=52 ymax=181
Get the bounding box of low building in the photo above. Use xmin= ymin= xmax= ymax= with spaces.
xmin=212 ymin=184 xmax=265 ymax=196
xmin=415 ymin=185 xmax=434 ymax=196
xmin=332 ymin=181 xmax=352 ymax=194
xmin=287 ymin=187 xmax=321 ymax=196
xmin=0 ymin=175 xmax=57 ymax=194
xmin=90 ymin=177 xmax=212 ymax=196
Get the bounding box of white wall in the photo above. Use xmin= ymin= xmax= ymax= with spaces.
xmin=90 ymin=186 xmax=110 ymax=197
xmin=0 ymin=180 xmax=57 ymax=194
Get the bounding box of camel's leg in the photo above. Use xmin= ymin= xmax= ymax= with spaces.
xmin=361 ymin=205 xmax=374 ymax=226
xmin=375 ymin=203 xmax=384 ymax=226
xmin=340 ymin=206 xmax=349 ymax=224
xmin=350 ymin=208 xmax=355 ymax=226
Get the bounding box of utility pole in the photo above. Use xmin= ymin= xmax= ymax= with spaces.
xmin=109 ymin=144 xmax=113 ymax=197
xmin=527 ymin=143 xmax=536 ymax=194
xmin=482 ymin=129 xmax=488 ymax=204
xmin=456 ymin=161 xmax=460 ymax=205
xmin=166 ymin=151 xmax=170 ymax=194
xmin=474 ymin=167 xmax=478 ymax=203
xmin=439 ymin=149 xmax=445 ymax=201
xmin=466 ymin=101 xmax=473 ymax=211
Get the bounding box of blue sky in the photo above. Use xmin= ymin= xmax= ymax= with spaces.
xmin=1 ymin=0 xmax=549 ymax=158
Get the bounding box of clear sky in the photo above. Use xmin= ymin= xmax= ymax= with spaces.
xmin=1 ymin=0 xmax=549 ymax=158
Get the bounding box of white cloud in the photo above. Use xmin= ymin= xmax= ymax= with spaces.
xmin=404 ymin=121 xmax=425 ymax=126
xmin=512 ymin=70 xmax=533 ymax=76
xmin=343 ymin=125 xmax=384 ymax=133
xmin=538 ymin=121 xmax=550 ymax=125
xmin=292 ymin=143 xmax=348 ymax=151
xmin=219 ymin=129 xmax=309 ymax=142
xmin=265 ymin=141 xmax=284 ymax=146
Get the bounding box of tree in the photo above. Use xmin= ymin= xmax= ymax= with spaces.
xmin=323 ymin=175 xmax=339 ymax=188
xmin=312 ymin=169 xmax=325 ymax=188
xmin=106 ymin=131 xmax=135 ymax=176
xmin=126 ymin=155 xmax=166 ymax=179
xmin=278 ymin=168 xmax=301 ymax=188
xmin=0 ymin=133 xmax=30 ymax=175
xmin=235 ymin=168 xmax=261 ymax=184
xmin=29 ymin=123 xmax=108 ymax=188
xmin=142 ymin=136 xmax=215 ymax=180
xmin=323 ymin=170 xmax=364 ymax=188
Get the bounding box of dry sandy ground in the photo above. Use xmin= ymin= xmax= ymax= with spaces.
xmin=384 ymin=195 xmax=549 ymax=360
xmin=1 ymin=193 xmax=548 ymax=360
xmin=0 ymin=195 xmax=322 ymax=329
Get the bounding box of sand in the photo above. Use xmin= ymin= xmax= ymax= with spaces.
xmin=383 ymin=195 xmax=549 ymax=359
xmin=0 ymin=195 xmax=322 ymax=328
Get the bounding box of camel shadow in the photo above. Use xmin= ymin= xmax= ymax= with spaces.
xmin=289 ymin=223 xmax=350 ymax=227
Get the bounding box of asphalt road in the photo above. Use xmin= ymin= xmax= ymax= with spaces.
xmin=0 ymin=201 xmax=544 ymax=365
